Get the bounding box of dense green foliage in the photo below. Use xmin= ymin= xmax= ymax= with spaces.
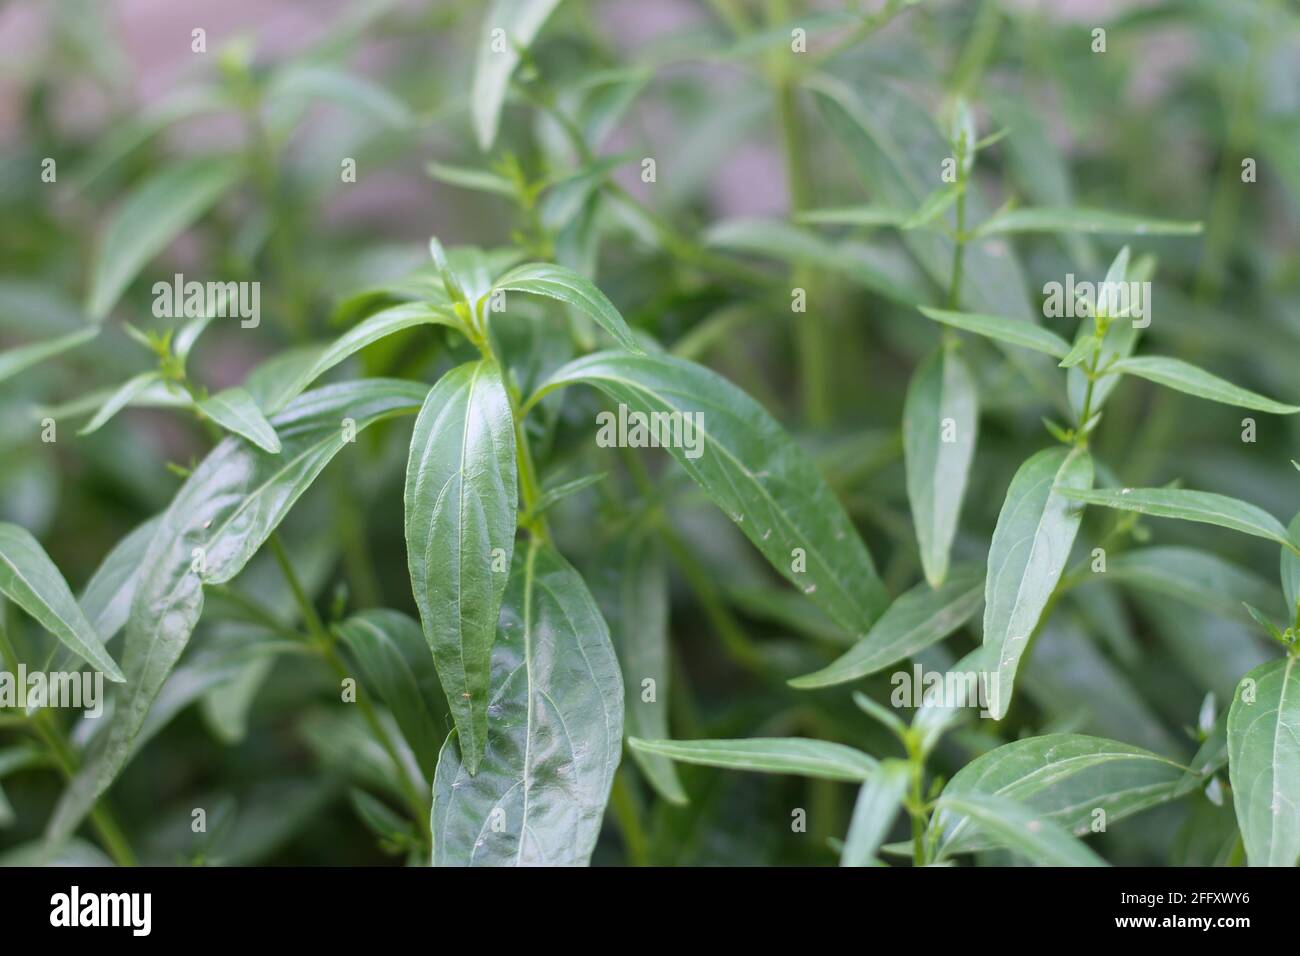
xmin=1 ymin=0 xmax=1298 ymax=867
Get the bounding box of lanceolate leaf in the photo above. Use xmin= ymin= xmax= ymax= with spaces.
xmin=919 ymin=307 xmax=1071 ymax=359
xmin=592 ymin=536 xmax=686 ymax=805
xmin=842 ymin=760 xmax=909 ymax=867
xmin=404 ymin=360 xmax=516 ymax=775
xmin=0 ymin=524 xmax=124 ymax=681
xmin=470 ymin=0 xmax=564 ymax=151
xmin=78 ymin=516 xmax=162 ymax=641
xmin=790 ymin=562 xmax=984 ymax=689
xmin=336 ymin=610 xmax=444 ymax=781
xmin=431 ymin=541 xmax=623 ymax=866
xmin=983 ymin=447 xmax=1093 ymax=720
xmin=1060 ymin=487 xmax=1295 ymax=552
xmin=1283 ymin=514 xmax=1300 ymax=621
xmin=251 ymin=302 xmax=461 ymax=415
xmin=197 ymin=387 xmax=282 ymax=453
xmin=78 ymin=371 xmax=166 ymax=435
xmin=265 ymin=64 xmax=414 ymax=128
xmin=1228 ymin=657 xmax=1300 ymax=867
xmin=530 ymin=351 xmax=889 ymax=636
xmin=0 ymin=327 xmax=98 ymax=384
xmin=1106 ymin=547 xmax=1280 ymax=623
xmin=976 ymin=206 xmax=1203 ymax=237
xmin=934 ymin=791 xmax=1107 ymax=866
xmin=903 ymin=345 xmax=978 ymax=586
xmin=934 ymin=734 xmax=1186 ymax=857
xmin=492 ymin=262 xmax=642 ymax=353
xmin=87 ymin=156 xmax=243 ymax=321
xmin=630 ymin=737 xmax=877 ymax=782
xmin=1106 ymin=356 xmax=1300 ymax=414
xmin=46 ymin=379 xmax=427 ymax=848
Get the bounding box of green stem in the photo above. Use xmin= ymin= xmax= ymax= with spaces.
xmin=268 ymin=534 xmax=432 ymax=845
xmin=775 ymin=74 xmax=831 ymax=426
xmin=609 ymin=767 xmax=650 ymax=866
xmin=0 ymin=624 xmax=137 ymax=866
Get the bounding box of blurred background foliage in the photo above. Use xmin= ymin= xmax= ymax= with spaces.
xmin=0 ymin=0 xmax=1297 ymax=865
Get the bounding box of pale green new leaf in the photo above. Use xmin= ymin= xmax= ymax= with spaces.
xmin=934 ymin=734 xmax=1186 ymax=857
xmin=427 ymin=161 xmax=516 ymax=198
xmin=432 ymin=541 xmax=623 ymax=865
xmin=983 ymin=447 xmax=1093 ymax=719
xmin=1228 ymin=657 xmax=1300 ymax=866
xmin=197 ymin=387 xmax=282 ymax=453
xmin=1106 ymin=356 xmax=1300 ymax=414
xmin=0 ymin=328 xmax=98 ymax=384
xmin=934 ymin=791 xmax=1108 ymax=866
xmin=87 ymin=156 xmax=243 ymax=321
xmin=630 ymin=737 xmax=876 ymax=782
xmin=903 ymin=345 xmax=978 ymax=586
xmin=0 ymin=523 xmax=124 ymax=681
xmin=404 ymin=360 xmax=516 ymax=775
xmin=919 ymin=307 xmax=1071 ymax=359
xmin=265 ymin=64 xmax=413 ymax=127
xmin=530 ymin=351 xmax=889 ymax=636
xmin=790 ymin=562 xmax=984 ymax=689
xmin=78 ymin=371 xmax=166 ymax=435
xmin=842 ymin=760 xmax=909 ymax=867
xmin=470 ymin=0 xmax=563 ymax=150
xmin=46 ymin=379 xmax=427 ymax=848
xmin=1059 ymin=487 xmax=1295 ymax=552
xmin=976 ymin=206 xmax=1202 ymax=237
xmin=492 ymin=262 xmax=642 ymax=352
xmin=251 ymin=302 xmax=460 ymax=415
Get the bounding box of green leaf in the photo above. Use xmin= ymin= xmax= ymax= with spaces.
xmin=197 ymin=387 xmax=282 ymax=453
xmin=903 ymin=345 xmax=978 ymax=586
xmin=790 ymin=563 xmax=984 ymax=689
xmin=530 ymin=351 xmax=889 ymax=636
xmin=1228 ymin=657 xmax=1300 ymax=866
xmin=78 ymin=371 xmax=166 ymax=435
xmin=934 ymin=792 xmax=1108 ymax=866
xmin=983 ymin=447 xmax=1094 ymax=720
xmin=0 ymin=328 xmax=98 ymax=384
xmin=86 ymin=156 xmax=243 ymax=321
xmin=265 ymin=64 xmax=413 ymax=127
xmin=470 ymin=0 xmax=564 ymax=151
xmin=1106 ymin=356 xmax=1300 ymax=414
xmin=1106 ymin=547 xmax=1280 ymax=623
xmin=976 ymin=206 xmax=1203 ymax=237
xmin=1059 ymin=487 xmax=1295 ymax=552
xmin=592 ymin=536 xmax=686 ymax=805
xmin=1057 ymin=334 xmax=1097 ymax=369
xmin=78 ymin=516 xmax=162 ymax=642
xmin=251 ymin=302 xmax=460 ymax=415
xmin=901 ymin=185 xmax=959 ymax=230
xmin=797 ymin=205 xmax=909 ymax=228
xmin=431 ymin=540 xmax=623 ymax=865
xmin=630 ymin=737 xmax=876 ymax=782
xmin=46 ymin=379 xmax=427 ymax=848
xmin=0 ymin=523 xmax=125 ymax=681
xmin=704 ymin=218 xmax=930 ymax=307
xmin=918 ymin=307 xmax=1072 ymax=359
xmin=336 ymin=609 xmax=444 ymax=781
xmin=404 ymin=360 xmax=516 ymax=776
xmin=1283 ymin=514 xmax=1300 ymax=622
xmin=427 ymin=161 xmax=517 ymax=198
xmin=934 ymin=734 xmax=1186 ymax=857
xmin=842 ymin=760 xmax=909 ymax=867
xmin=492 ymin=262 xmax=642 ymax=353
